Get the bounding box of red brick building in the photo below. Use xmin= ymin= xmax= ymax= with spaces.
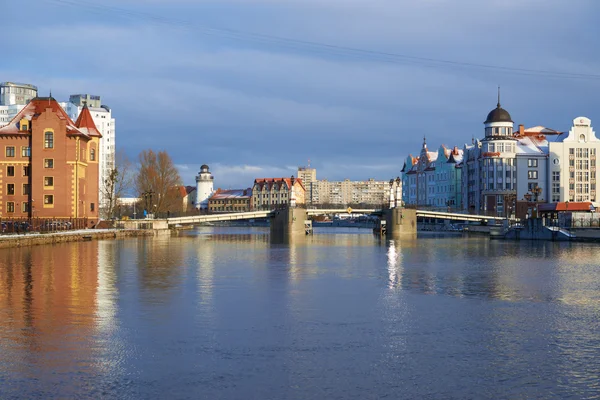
xmin=0 ymin=97 xmax=101 ymax=223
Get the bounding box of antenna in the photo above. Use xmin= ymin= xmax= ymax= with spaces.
xmin=497 ymin=85 xmax=501 ymax=108
xmin=308 ymin=158 xmax=311 ymax=168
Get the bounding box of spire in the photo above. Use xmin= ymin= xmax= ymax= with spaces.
xmin=497 ymin=85 xmax=501 ymax=108
xmin=423 ymin=135 xmax=427 ymax=148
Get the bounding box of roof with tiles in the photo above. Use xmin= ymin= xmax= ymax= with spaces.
xmin=254 ymin=178 xmax=305 ymax=191
xmin=210 ymin=188 xmax=252 ymax=200
xmin=74 ymin=104 xmax=102 ymax=137
xmin=0 ymin=97 xmax=94 ymax=138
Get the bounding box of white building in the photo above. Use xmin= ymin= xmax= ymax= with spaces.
xmin=195 ymin=164 xmax=214 ymax=209
xmin=60 ymin=95 xmax=116 ymax=215
xmin=0 ymin=82 xmax=37 ymax=127
xmin=548 ymin=117 xmax=600 ymax=203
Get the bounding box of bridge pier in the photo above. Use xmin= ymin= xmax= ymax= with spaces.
xmin=384 ymin=207 xmax=417 ymax=238
xmin=270 ymin=207 xmax=308 ymax=240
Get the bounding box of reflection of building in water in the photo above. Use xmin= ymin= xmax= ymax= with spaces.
xmin=0 ymin=242 xmax=100 ymax=367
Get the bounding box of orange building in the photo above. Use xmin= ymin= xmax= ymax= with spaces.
xmin=0 ymin=97 xmax=101 ymax=223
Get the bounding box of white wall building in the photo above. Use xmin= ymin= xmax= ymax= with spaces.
xmin=548 ymin=117 xmax=600 ymax=203
xmin=195 ymin=164 xmax=214 ymax=209
xmin=60 ymin=96 xmax=116 ymax=215
xmin=0 ymin=82 xmax=37 ymax=127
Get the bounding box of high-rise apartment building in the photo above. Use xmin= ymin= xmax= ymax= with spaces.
xmin=0 ymin=82 xmax=38 ymax=127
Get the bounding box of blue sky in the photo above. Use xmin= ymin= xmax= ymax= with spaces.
xmin=3 ymin=0 xmax=600 ymax=188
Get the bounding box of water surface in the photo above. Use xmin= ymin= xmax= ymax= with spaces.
xmin=1 ymin=227 xmax=599 ymax=399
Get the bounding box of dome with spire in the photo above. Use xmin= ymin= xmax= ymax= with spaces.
xmin=484 ymin=87 xmax=513 ymax=124
xmin=485 ymin=104 xmax=513 ymax=124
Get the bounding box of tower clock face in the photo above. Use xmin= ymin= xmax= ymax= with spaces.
xmin=553 ymin=158 xmax=560 ymax=165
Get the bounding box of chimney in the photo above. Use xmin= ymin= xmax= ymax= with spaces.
xmin=519 ymin=124 xmax=525 ymax=136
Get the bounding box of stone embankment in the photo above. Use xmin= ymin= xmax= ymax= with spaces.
xmin=0 ymin=229 xmax=155 ymax=249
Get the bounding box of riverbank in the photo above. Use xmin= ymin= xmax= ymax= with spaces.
xmin=0 ymin=229 xmax=155 ymax=249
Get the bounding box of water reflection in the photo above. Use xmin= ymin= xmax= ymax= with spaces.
xmin=0 ymin=231 xmax=599 ymax=399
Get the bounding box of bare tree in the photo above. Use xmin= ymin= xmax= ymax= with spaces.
xmin=135 ymin=150 xmax=182 ymax=215
xmin=101 ymin=150 xmax=132 ymax=220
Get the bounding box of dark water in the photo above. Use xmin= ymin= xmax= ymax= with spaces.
xmin=1 ymin=228 xmax=600 ymax=399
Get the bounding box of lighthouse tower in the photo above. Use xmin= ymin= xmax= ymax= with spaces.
xmin=195 ymin=164 xmax=214 ymax=210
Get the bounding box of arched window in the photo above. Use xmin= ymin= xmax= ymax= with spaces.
xmin=44 ymin=131 xmax=54 ymax=148
xmin=90 ymin=148 xmax=96 ymax=161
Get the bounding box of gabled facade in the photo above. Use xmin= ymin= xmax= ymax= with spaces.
xmin=0 ymin=97 xmax=101 ymax=223
xmin=401 ymin=139 xmax=463 ymax=209
xmin=252 ymin=177 xmax=305 ymax=209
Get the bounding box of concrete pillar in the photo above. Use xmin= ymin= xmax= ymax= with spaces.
xmin=270 ymin=207 xmax=307 ymax=240
xmin=384 ymin=207 xmax=417 ymax=238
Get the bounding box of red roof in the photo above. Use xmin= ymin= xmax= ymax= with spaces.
xmin=538 ymin=202 xmax=594 ymax=212
xmin=74 ymin=105 xmax=102 ymax=137
xmin=0 ymin=97 xmax=95 ymax=138
xmin=254 ymin=178 xmax=305 ymax=191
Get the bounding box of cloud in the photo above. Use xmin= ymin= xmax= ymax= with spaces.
xmin=4 ymin=0 xmax=600 ymax=189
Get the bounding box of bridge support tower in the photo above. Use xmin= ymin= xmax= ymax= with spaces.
xmin=270 ymin=207 xmax=308 ymax=239
xmin=384 ymin=207 xmax=417 ymax=238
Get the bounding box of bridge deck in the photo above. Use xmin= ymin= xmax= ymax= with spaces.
xmin=166 ymin=208 xmax=506 ymax=226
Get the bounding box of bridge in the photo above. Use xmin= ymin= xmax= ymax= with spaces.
xmin=166 ymin=208 xmax=504 ymax=227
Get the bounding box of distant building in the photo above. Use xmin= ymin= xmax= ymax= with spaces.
xmin=195 ymin=164 xmax=214 ymax=209
xmin=59 ymin=94 xmax=116 ymax=217
xmin=313 ymin=178 xmax=391 ymax=207
xmin=252 ymin=177 xmax=305 ymax=209
xmin=297 ymin=166 xmax=316 ymax=205
xmin=0 ymin=82 xmax=38 ymax=106
xmin=0 ymin=97 xmax=101 ymax=222
xmin=208 ymin=188 xmax=253 ymax=212
xmin=0 ymin=82 xmax=38 ymax=127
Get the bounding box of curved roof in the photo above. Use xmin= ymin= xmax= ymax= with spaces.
xmin=485 ymin=104 xmax=513 ymax=124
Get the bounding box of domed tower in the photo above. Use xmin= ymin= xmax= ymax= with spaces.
xmin=480 ymin=88 xmax=517 ymax=217
xmin=195 ymin=164 xmax=214 ymax=210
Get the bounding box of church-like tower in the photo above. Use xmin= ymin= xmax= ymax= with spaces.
xmin=195 ymin=164 xmax=214 ymax=210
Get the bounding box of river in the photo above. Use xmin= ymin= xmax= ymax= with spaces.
xmin=1 ymin=227 xmax=599 ymax=399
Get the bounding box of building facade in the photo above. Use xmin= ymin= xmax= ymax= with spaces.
xmin=0 ymin=97 xmax=101 ymax=222
xmin=195 ymin=164 xmax=214 ymax=209
xmin=297 ymin=166 xmax=316 ymax=205
xmin=548 ymin=117 xmax=600 ymax=204
xmin=60 ymin=94 xmax=116 ymax=216
xmin=402 ymin=139 xmax=463 ymax=209
xmin=208 ymin=188 xmax=253 ymax=212
xmin=252 ymin=177 xmax=305 ymax=209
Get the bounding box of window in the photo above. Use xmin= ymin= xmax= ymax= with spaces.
xmin=44 ymin=177 xmax=54 ymax=187
xmin=23 ymin=184 xmax=30 ymax=195
xmin=90 ymin=148 xmax=95 ymax=161
xmin=91 ymin=203 xmax=95 ymax=212
xmin=552 ymin=171 xmax=560 ymax=182
xmin=22 ymin=202 xmax=29 ymax=213
xmin=44 ymin=131 xmax=54 ymax=148
xmin=570 ymin=148 xmax=575 ymax=155
xmin=528 ymin=171 xmax=538 ymax=179
xmin=7 ymin=184 xmax=14 ymax=195
xmin=6 ymin=202 xmax=14 ymax=213
xmin=6 ymin=146 xmax=15 ymax=157
xmin=7 ymin=166 xmax=14 ymax=177
xmin=44 ymin=159 xmax=54 ymax=168
xmin=23 ymin=166 xmax=30 ymax=177
xmin=21 ymin=146 xmax=31 ymax=157
xmin=44 ymin=195 xmax=54 ymax=205
xmin=528 ymin=159 xmax=538 ymax=167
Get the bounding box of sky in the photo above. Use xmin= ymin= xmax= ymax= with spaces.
xmin=3 ymin=0 xmax=600 ymax=188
